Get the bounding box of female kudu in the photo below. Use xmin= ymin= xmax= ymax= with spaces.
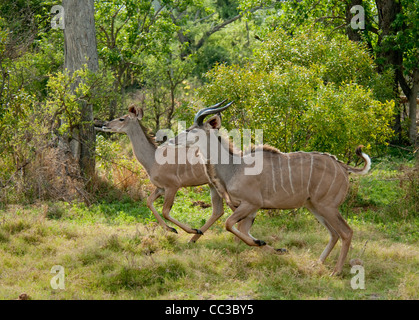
xmin=99 ymin=105 xmax=227 ymax=242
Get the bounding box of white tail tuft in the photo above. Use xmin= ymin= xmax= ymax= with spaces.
xmin=348 ymin=152 xmax=371 ymax=175
xmin=357 ymin=152 xmax=371 ymax=175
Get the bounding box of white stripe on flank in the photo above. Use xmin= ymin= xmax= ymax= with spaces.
xmin=176 ymin=165 xmax=181 ymax=184
xmin=324 ymin=159 xmax=337 ymax=198
xmin=300 ymin=156 xmax=304 ymax=189
xmin=314 ymin=157 xmax=326 ymax=196
xmin=278 ymin=155 xmax=290 ymax=196
xmin=336 ymin=159 xmax=347 ymax=177
xmin=307 ymin=154 xmax=313 ymax=194
xmin=287 ymin=154 xmax=295 ymax=195
xmin=271 ymin=157 xmax=277 ymax=193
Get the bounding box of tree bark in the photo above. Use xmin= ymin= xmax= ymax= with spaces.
xmin=375 ymin=0 xmax=403 ymax=73
xmin=374 ymin=0 xmax=405 ymax=143
xmin=408 ymin=69 xmax=419 ymax=146
xmin=62 ymin=0 xmax=99 ymax=182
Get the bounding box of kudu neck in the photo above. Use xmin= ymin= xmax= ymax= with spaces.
xmin=199 ymin=131 xmax=239 ymax=181
xmin=200 ymin=131 xmax=263 ymax=178
xmin=126 ymin=121 xmax=157 ymax=173
xmin=197 ymin=132 xmax=231 ymax=162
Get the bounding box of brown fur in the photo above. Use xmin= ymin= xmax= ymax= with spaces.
xmin=219 ymin=135 xmax=281 ymax=157
xmin=102 ymin=109 xmax=226 ymax=242
xmin=197 ymin=123 xmax=370 ymax=275
xmin=174 ymin=105 xmax=372 ymax=275
xmin=205 ymin=161 xmax=235 ymax=209
xmin=139 ymin=122 xmax=158 ymax=149
xmin=220 ymin=134 xmax=368 ymax=175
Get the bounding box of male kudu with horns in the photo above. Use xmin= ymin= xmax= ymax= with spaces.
xmin=169 ymin=101 xmax=371 ymax=275
xmin=99 ymin=103 xmax=231 ymax=242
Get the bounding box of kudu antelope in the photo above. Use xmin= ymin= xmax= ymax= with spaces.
xmin=97 ymin=105 xmax=226 ymax=242
xmin=169 ymin=101 xmax=371 ymax=275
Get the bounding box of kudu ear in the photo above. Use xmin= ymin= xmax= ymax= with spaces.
xmin=128 ymin=105 xmax=144 ymax=120
xmin=205 ymin=114 xmax=222 ymax=130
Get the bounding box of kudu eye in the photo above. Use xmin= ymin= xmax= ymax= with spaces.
xmin=119 ymin=118 xmax=124 ymax=122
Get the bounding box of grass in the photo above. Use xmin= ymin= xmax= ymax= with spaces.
xmin=0 ymin=153 xmax=418 ymax=300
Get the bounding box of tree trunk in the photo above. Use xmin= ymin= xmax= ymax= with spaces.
xmin=374 ymin=0 xmax=405 ymax=142
xmin=62 ymin=0 xmax=99 ymax=182
xmin=408 ymin=69 xmax=419 ymax=146
xmin=375 ymin=0 xmax=403 ymax=72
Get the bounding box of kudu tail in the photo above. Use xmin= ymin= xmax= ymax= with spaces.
xmin=346 ymin=145 xmax=371 ymax=175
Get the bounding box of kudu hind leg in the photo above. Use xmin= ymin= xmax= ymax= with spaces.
xmin=310 ymin=203 xmax=353 ymax=275
xmin=329 ymin=213 xmax=353 ymax=275
xmin=190 ymin=185 xmax=224 ymax=243
xmin=306 ymin=202 xmax=339 ymax=263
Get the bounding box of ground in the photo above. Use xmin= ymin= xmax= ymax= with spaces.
xmin=0 ymin=154 xmax=418 ymax=300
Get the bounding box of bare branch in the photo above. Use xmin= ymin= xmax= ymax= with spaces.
xmin=369 ymin=26 xmax=379 ymax=34
xmin=99 ymin=25 xmax=111 ymax=48
xmin=195 ymin=6 xmax=262 ymax=50
xmin=115 ymin=14 xmax=132 ymax=43
xmin=332 ymin=23 xmax=347 ymax=32
xmin=193 ymin=12 xmax=216 ymax=25
xmin=152 ymin=3 xmax=166 ymax=21
xmin=315 ymin=16 xmax=346 ymax=22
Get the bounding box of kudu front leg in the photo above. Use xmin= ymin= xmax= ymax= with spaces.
xmin=225 ymin=203 xmax=268 ymax=247
xmin=190 ymin=185 xmax=224 ymax=243
xmin=235 ymin=211 xmax=257 ymax=243
xmin=234 ymin=210 xmax=288 ymax=254
xmin=147 ymin=188 xmax=178 ymax=233
xmin=161 ymin=188 xmax=203 ymax=235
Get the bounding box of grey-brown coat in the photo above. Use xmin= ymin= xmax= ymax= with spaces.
xmin=170 ymin=102 xmax=371 ymax=275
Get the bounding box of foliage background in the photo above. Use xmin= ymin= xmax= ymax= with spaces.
xmin=0 ymin=0 xmax=418 ymax=300
xmin=199 ymin=29 xmax=395 ymax=159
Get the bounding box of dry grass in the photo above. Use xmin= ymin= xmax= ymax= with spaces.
xmin=0 ymin=199 xmax=418 ymax=300
xmin=1 ymin=146 xmax=417 ymax=300
xmin=1 ymin=146 xmax=91 ymax=205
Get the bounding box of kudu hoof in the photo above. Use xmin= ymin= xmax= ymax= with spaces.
xmin=330 ymin=270 xmax=343 ymax=277
xmin=192 ymin=229 xmax=203 ymax=235
xmin=168 ymin=227 xmax=178 ymax=234
xmin=275 ymin=248 xmax=288 ymax=254
xmin=254 ymin=239 xmax=266 ymax=246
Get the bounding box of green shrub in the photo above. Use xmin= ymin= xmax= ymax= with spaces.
xmin=198 ymin=29 xmax=395 ymax=161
